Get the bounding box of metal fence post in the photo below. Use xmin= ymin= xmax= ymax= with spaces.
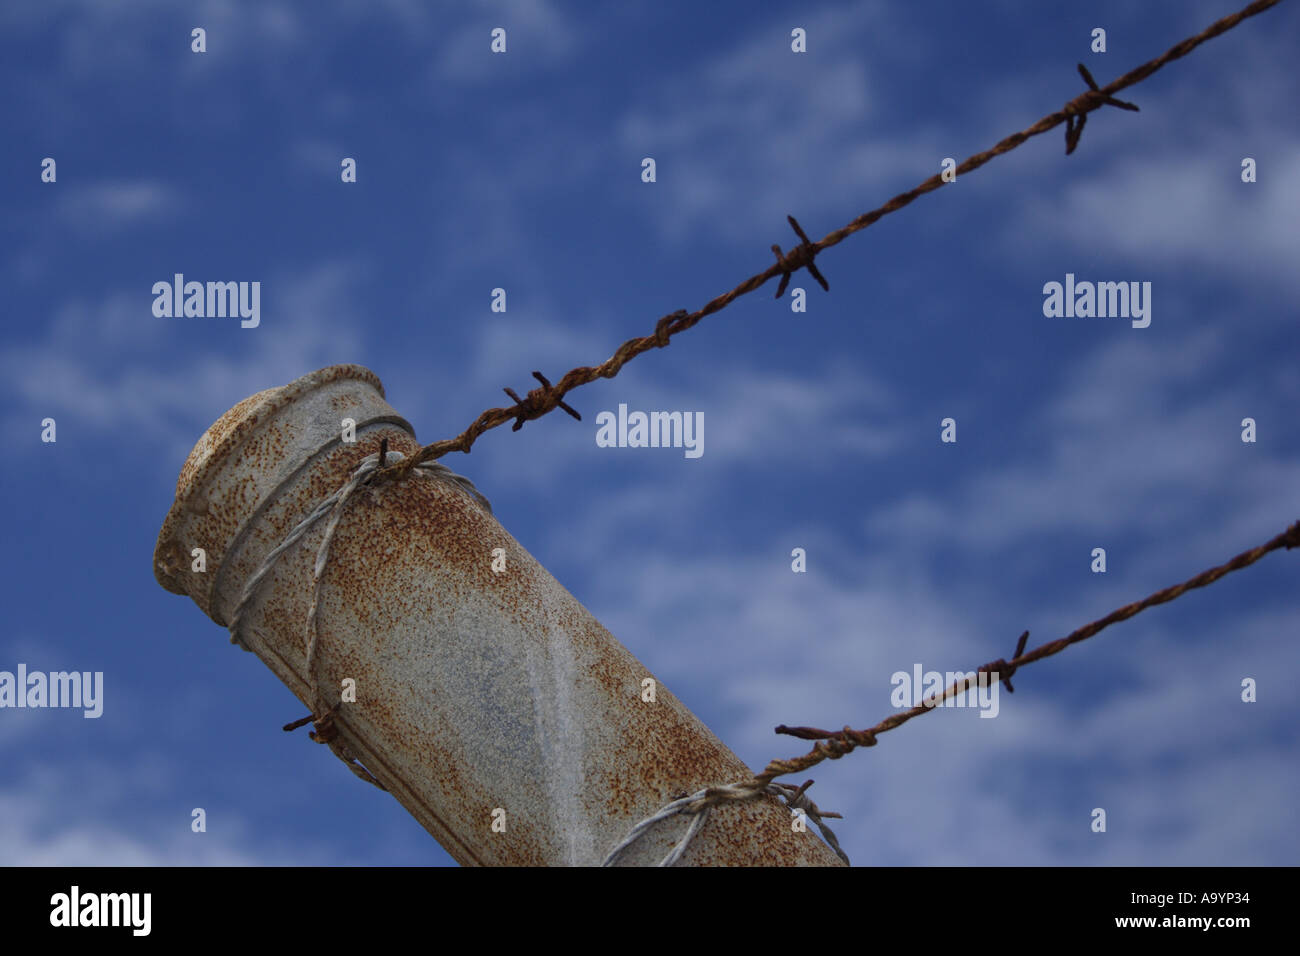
xmin=153 ymin=364 xmax=843 ymax=866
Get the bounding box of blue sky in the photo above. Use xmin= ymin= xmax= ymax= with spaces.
xmin=2 ymin=0 xmax=1297 ymax=867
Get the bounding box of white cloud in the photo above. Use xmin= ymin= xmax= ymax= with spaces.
xmin=468 ymin=309 xmax=595 ymax=386
xmin=432 ymin=0 xmax=578 ymax=82
xmin=1014 ymin=145 xmax=1300 ymax=293
xmin=0 ymin=761 xmax=329 ymax=865
xmin=0 ymin=262 xmax=368 ymax=456
xmin=867 ymin=328 xmax=1300 ymax=553
xmin=690 ymin=360 xmax=899 ymax=463
xmin=289 ymin=139 xmax=349 ymax=177
xmin=0 ymin=0 xmax=305 ymax=79
xmin=616 ymin=3 xmax=943 ymax=241
xmin=999 ymin=15 xmax=1300 ymax=294
xmin=54 ymin=182 xmax=184 ymax=236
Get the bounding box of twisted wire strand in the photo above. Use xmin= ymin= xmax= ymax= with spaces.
xmin=371 ymin=0 xmax=1283 ymax=487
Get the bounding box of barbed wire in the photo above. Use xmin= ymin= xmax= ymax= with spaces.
xmin=604 ymin=519 xmax=1300 ymax=865
xmin=753 ymin=519 xmax=1300 ymax=785
xmin=373 ymin=0 xmax=1284 ymax=487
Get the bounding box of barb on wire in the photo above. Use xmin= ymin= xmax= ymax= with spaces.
xmin=503 ymin=371 xmax=582 ymax=432
xmin=978 ymin=629 xmax=1031 ymax=694
xmin=756 ymin=519 xmax=1300 ymax=785
xmin=369 ymin=0 xmax=1282 ymax=488
xmin=773 ymin=215 xmax=829 ymax=298
xmin=1064 ymin=63 xmax=1141 ymax=154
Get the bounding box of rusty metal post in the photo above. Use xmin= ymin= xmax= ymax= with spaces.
xmin=153 ymin=365 xmax=843 ymax=866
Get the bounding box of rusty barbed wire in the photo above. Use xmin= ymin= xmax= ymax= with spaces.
xmin=601 ymin=519 xmax=1299 ymax=864
xmin=372 ymin=0 xmax=1284 ymax=487
xmin=753 ymin=519 xmax=1300 ymax=785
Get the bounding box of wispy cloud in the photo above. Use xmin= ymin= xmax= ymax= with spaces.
xmin=1014 ymin=146 xmax=1300 ymax=293
xmin=998 ymin=15 xmax=1300 ymax=295
xmin=0 ymin=262 xmax=368 ymax=457
xmin=54 ymin=181 xmax=184 ymax=236
xmin=867 ymin=328 xmax=1300 ymax=554
xmin=431 ymin=0 xmax=578 ymax=83
xmin=0 ymin=762 xmax=330 ymax=865
xmin=615 ymin=3 xmax=941 ymax=242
